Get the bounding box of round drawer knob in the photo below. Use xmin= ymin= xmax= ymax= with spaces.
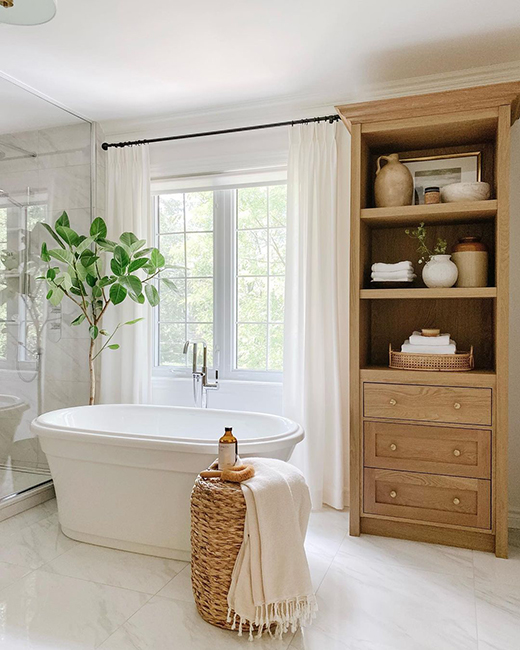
xmin=390 ymin=443 xmax=397 ymax=451
xmin=453 ymin=497 xmax=460 ymax=505
xmin=389 ymin=399 xmax=397 ymax=406
xmin=390 ymin=490 xmax=397 ymax=498
xmin=454 ymin=402 xmax=461 ymax=410
xmin=453 ymin=449 xmax=461 ymax=457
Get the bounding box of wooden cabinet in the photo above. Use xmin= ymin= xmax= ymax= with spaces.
xmin=363 ymin=383 xmax=492 ymax=426
xmin=337 ymin=82 xmax=520 ymax=557
xmin=364 ymin=468 xmax=491 ymax=529
xmin=364 ymin=421 xmax=491 ymax=478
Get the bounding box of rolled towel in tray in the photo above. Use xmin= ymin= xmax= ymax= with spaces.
xmin=372 ymin=261 xmax=413 ymax=273
xmin=409 ymin=331 xmax=450 ymax=346
xmin=401 ymin=339 xmax=456 ymax=354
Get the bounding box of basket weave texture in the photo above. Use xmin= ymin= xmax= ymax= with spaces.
xmin=190 ymin=475 xmax=247 ymax=630
xmin=389 ymin=344 xmax=474 ymax=372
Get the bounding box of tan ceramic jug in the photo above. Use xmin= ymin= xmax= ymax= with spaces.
xmin=374 ymin=153 xmax=414 ymax=207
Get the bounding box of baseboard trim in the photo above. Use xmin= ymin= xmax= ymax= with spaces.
xmin=0 ymin=482 xmax=55 ymax=523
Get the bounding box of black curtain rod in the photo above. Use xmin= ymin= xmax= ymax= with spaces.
xmin=101 ymin=114 xmax=340 ymax=150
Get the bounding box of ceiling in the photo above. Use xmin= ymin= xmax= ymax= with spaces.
xmin=0 ymin=0 xmax=520 ymax=127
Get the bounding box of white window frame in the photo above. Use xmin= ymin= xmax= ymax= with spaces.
xmin=152 ymin=168 xmax=287 ymax=382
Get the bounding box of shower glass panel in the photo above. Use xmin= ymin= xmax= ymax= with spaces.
xmin=0 ymin=76 xmax=92 ymax=503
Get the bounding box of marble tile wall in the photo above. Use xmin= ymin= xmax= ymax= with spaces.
xmin=0 ymin=119 xmax=93 ymax=476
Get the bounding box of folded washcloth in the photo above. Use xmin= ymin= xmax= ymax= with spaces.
xmin=409 ymin=331 xmax=451 ymax=346
xmin=401 ymin=339 xmax=456 ymax=354
xmin=371 ymin=271 xmax=416 ymax=281
xmin=371 ymin=276 xmax=416 ymax=283
xmin=227 ymin=458 xmax=317 ymax=640
xmin=372 ymin=261 xmax=414 ymax=273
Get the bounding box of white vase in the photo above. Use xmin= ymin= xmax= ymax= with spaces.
xmin=422 ymin=254 xmax=459 ymax=288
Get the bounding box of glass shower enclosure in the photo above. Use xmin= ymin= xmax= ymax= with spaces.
xmin=0 ymin=76 xmax=93 ymax=508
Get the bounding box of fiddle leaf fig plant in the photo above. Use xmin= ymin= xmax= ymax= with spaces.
xmin=39 ymin=211 xmax=169 ymax=405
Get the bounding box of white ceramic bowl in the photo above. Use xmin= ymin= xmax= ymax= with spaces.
xmin=441 ymin=182 xmax=490 ymax=203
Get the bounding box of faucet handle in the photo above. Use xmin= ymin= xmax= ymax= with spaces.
xmin=205 ymin=368 xmax=219 ymax=390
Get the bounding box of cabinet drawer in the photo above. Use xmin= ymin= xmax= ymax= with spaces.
xmin=363 ymin=382 xmax=492 ymax=426
xmin=364 ymin=468 xmax=491 ymax=529
xmin=364 ymin=421 xmax=491 ymax=478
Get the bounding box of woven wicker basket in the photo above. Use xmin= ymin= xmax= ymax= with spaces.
xmin=389 ymin=344 xmax=474 ymax=372
xmin=190 ymin=475 xmax=247 ymax=630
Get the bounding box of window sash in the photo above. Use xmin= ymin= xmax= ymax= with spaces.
xmin=152 ymin=175 xmax=286 ymax=382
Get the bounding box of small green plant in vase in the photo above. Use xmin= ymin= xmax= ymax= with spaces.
xmin=39 ymin=212 xmax=173 ymax=405
xmin=405 ymin=222 xmax=447 ymax=265
xmin=405 ymin=222 xmax=458 ymax=288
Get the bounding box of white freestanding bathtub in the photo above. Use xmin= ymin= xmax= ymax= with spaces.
xmin=31 ymin=405 xmax=304 ymax=560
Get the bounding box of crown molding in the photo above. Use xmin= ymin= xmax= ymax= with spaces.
xmin=101 ymin=60 xmax=520 ymax=139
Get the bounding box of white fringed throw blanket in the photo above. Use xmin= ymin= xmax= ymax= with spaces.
xmin=227 ymin=457 xmax=317 ymax=640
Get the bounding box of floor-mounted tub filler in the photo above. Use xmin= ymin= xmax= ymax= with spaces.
xmin=31 ymin=405 xmax=304 ymax=561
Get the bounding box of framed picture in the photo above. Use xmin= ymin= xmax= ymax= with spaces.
xmin=402 ymin=152 xmax=481 ymax=204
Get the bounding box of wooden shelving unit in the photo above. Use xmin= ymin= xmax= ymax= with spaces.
xmin=360 ymin=200 xmax=497 ymax=226
xmin=337 ymin=82 xmax=520 ymax=558
xmin=360 ymin=287 xmax=497 ymax=299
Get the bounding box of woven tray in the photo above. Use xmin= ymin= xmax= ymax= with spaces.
xmin=389 ymin=344 xmax=474 ymax=372
xmin=190 ymin=475 xmax=247 ymax=630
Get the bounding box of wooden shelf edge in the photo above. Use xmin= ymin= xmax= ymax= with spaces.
xmin=360 ymin=200 xmax=497 ymax=226
xmin=360 ymin=366 xmax=496 ymax=388
xmin=360 ymin=287 xmax=497 ymax=299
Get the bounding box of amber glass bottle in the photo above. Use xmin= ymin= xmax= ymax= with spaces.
xmin=218 ymin=427 xmax=238 ymax=470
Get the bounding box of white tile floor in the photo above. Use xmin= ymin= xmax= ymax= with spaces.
xmin=0 ymin=499 xmax=519 ymax=649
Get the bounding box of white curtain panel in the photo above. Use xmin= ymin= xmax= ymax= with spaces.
xmin=99 ymin=145 xmax=153 ymax=404
xmin=283 ymin=121 xmax=350 ymax=510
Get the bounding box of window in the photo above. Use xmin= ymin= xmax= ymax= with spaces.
xmin=154 ymin=180 xmax=287 ymax=380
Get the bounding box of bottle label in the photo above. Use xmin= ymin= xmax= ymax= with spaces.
xmin=218 ymin=442 xmax=236 ymax=470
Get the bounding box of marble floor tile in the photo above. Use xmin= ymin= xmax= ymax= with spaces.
xmin=338 ymin=532 xmax=474 ymax=577
xmin=42 ymin=542 xmax=187 ymax=595
xmin=304 ymin=508 xmax=348 ymax=561
xmin=474 ymin=579 xmax=520 ymax=650
xmin=0 ymin=512 xmax=77 ymax=569
xmin=156 ymin=563 xmax=193 ymax=602
xmin=0 ymin=498 xmax=56 ymax=536
xmin=0 ymin=569 xmax=149 ymax=649
xmin=0 ymin=560 xmax=31 ymax=592
xmin=99 ymin=596 xmax=293 ymax=650
xmin=473 ymin=544 xmax=520 ymax=587
xmin=312 ymin=552 xmax=478 ymax=650
xmin=291 ymin=626 xmax=405 ymax=650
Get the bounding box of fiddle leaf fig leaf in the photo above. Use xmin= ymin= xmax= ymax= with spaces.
xmin=41 ymin=243 xmax=51 ymax=263
xmin=90 ymin=217 xmax=107 ymax=240
xmin=128 ymin=257 xmax=148 ymax=273
xmin=109 ymin=283 xmax=127 ymax=305
xmin=145 ymin=283 xmax=160 ymax=307
xmin=56 ymin=225 xmax=80 ymax=248
xmin=48 ymin=248 xmax=75 ymax=266
xmin=89 ymin=325 xmax=99 ymax=340
xmin=120 ymin=232 xmax=138 ymax=248
xmin=41 ymin=223 xmax=66 ymax=249
xmin=55 ymin=211 xmax=70 ymax=229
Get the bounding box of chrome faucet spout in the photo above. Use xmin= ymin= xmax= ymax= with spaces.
xmin=180 ymin=339 xmax=218 ymax=408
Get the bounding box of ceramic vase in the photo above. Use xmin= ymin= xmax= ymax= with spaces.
xmin=374 ymin=153 xmax=414 ymax=207
xmin=422 ymin=254 xmax=459 ymax=288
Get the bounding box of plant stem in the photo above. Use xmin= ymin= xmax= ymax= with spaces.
xmin=89 ymin=335 xmax=96 ymax=405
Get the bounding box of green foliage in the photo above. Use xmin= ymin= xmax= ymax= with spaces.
xmin=39 ymin=212 xmax=171 ymax=403
xmin=405 ymin=222 xmax=448 ymax=265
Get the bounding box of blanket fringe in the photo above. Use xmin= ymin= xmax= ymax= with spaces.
xmin=229 ymin=594 xmax=318 ymax=641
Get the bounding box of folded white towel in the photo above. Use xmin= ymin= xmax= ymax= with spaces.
xmin=227 ymin=458 xmax=317 ymax=640
xmin=371 ymin=276 xmax=416 ymax=283
xmin=401 ymin=339 xmax=456 ymax=354
xmin=409 ymin=331 xmax=451 ymax=346
xmin=372 ymin=261 xmax=413 ymax=273
xmin=371 ymin=271 xmax=416 ymax=281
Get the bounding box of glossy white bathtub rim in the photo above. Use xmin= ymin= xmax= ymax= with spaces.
xmin=31 ymin=404 xmax=304 ymax=560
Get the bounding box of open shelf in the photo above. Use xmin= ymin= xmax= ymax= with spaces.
xmin=360 ymin=287 xmax=497 ymax=299
xmin=360 ymin=200 xmax=497 ymax=227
